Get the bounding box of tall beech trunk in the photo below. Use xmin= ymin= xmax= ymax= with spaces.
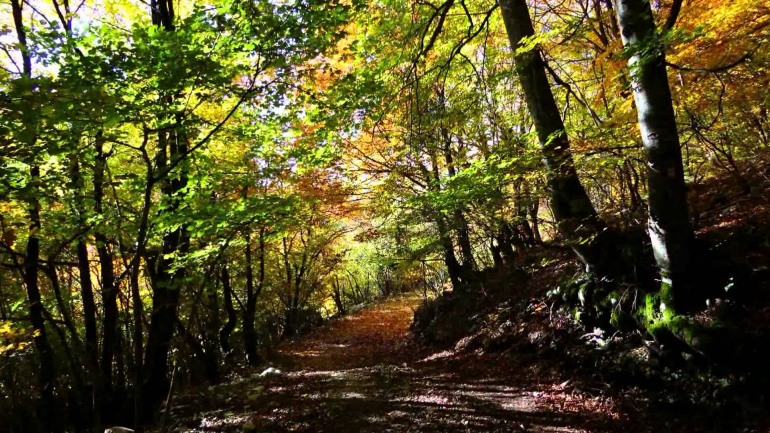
xmin=498 ymin=0 xmax=614 ymax=277
xmin=11 ymin=1 xmax=59 ymax=430
xmin=24 ymin=171 xmax=59 ymax=433
xmin=614 ymin=0 xmax=695 ymax=308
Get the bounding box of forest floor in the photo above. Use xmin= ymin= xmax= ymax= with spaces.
xmin=159 ymin=294 xmax=678 ymax=433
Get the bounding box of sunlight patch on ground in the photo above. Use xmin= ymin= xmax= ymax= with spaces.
xmin=419 ymin=350 xmax=456 ymax=361
xmin=194 ymin=412 xmax=251 ymax=430
xmin=396 ymin=391 xmax=454 ymax=405
xmin=339 ymin=391 xmax=368 ymax=399
xmin=286 ymin=368 xmax=369 ymax=380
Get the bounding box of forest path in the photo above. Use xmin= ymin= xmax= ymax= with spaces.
xmin=166 ymin=295 xmax=627 ymax=432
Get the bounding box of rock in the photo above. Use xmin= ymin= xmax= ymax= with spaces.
xmin=104 ymin=428 xmax=134 ymax=433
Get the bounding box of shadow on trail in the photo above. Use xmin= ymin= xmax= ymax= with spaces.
xmin=165 ymin=295 xmax=626 ymax=433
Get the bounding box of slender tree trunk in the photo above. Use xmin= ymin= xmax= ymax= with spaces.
xmin=529 ymin=201 xmax=542 ymax=244
xmin=442 ymin=140 xmax=476 ymax=273
xmin=75 ymin=235 xmax=98 ymax=365
xmin=498 ymin=0 xmax=614 ymax=278
xmin=141 ymin=153 xmax=189 ymax=420
xmin=11 ymin=2 xmax=60 ymax=429
xmin=435 ymin=215 xmax=464 ymax=290
xmin=243 ymin=227 xmax=265 ymax=365
xmin=332 ymin=277 xmax=346 ymax=315
xmin=614 ymin=0 xmax=695 ymax=308
xmin=71 ymin=155 xmax=101 ymax=428
xmin=130 ymin=257 xmax=143 ymax=429
xmin=219 ymin=265 xmax=237 ymax=357
xmin=141 ymin=0 xmax=190 ymax=420
xmin=427 ymin=150 xmax=465 ymax=290
xmin=93 ymin=134 xmax=119 ymax=421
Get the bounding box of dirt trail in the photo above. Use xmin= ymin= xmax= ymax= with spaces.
xmin=166 ymin=295 xmax=628 ymax=432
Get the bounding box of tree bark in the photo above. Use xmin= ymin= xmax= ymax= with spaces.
xmin=614 ymin=0 xmax=695 ymax=308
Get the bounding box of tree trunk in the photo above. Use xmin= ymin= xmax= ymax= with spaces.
xmin=203 ymin=270 xmax=221 ymax=379
xmin=71 ymin=154 xmax=101 ymax=428
xmin=141 ymin=0 xmax=190 ymax=420
xmin=243 ymin=228 xmax=265 ymax=365
xmin=141 ymin=158 xmax=189 ymax=420
xmin=11 ymin=1 xmax=60 ymax=429
xmin=498 ymin=0 xmax=614 ymax=278
xmin=442 ymin=139 xmax=476 ymax=273
xmin=219 ymin=265 xmax=237 ymax=357
xmin=24 ymin=170 xmax=60 ymax=433
xmin=614 ymin=0 xmax=695 ymax=308
xmin=427 ymin=149 xmax=466 ymax=291
xmin=130 ymin=256 xmax=144 ymax=428
xmin=94 ymin=134 xmax=119 ymax=421
xmin=332 ymin=276 xmax=346 ymax=315
xmin=435 ymin=215 xmax=464 ymax=290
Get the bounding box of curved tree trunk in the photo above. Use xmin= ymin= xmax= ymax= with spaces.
xmin=614 ymin=0 xmax=695 ymax=309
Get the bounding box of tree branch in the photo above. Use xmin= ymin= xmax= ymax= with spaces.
xmin=666 ymin=50 xmax=752 ymax=73
xmin=662 ymin=0 xmax=684 ymax=32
